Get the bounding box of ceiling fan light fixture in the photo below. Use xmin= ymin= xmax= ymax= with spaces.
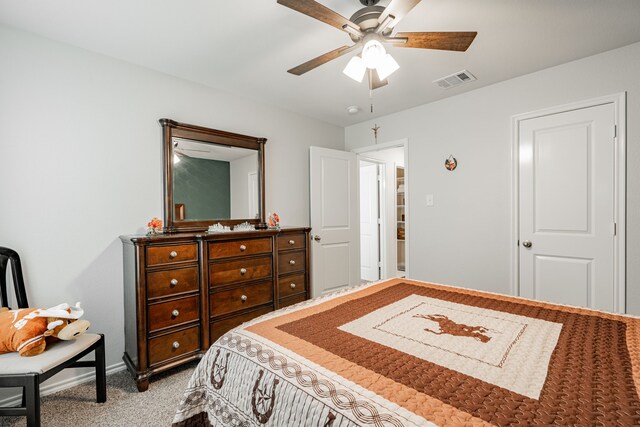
xmin=361 ymin=39 xmax=386 ymax=69
xmin=277 ymin=0 xmax=478 ymax=89
xmin=376 ymin=53 xmax=400 ymax=80
xmin=343 ymin=55 xmax=366 ymax=82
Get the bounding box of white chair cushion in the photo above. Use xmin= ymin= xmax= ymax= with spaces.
xmin=0 ymin=333 xmax=101 ymax=375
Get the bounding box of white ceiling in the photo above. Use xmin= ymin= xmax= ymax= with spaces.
xmin=173 ymin=137 xmax=257 ymax=162
xmin=2 ymin=0 xmax=640 ymax=127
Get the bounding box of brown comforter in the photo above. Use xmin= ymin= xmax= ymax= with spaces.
xmin=172 ymin=278 xmax=640 ymax=426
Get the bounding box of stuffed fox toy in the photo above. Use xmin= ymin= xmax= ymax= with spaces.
xmin=0 ymin=303 xmax=90 ymax=356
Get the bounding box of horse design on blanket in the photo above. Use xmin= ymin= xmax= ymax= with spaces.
xmin=413 ymin=313 xmax=492 ymax=343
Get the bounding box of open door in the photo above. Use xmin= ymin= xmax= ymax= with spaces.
xmin=310 ymin=146 xmax=359 ymax=296
xmin=360 ymin=161 xmax=380 ymax=282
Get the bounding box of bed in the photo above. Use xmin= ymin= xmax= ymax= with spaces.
xmin=172 ymin=278 xmax=640 ymax=426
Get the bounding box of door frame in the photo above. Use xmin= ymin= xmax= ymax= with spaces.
xmin=352 ymin=139 xmax=410 ymax=278
xmin=510 ymin=93 xmax=626 ymax=312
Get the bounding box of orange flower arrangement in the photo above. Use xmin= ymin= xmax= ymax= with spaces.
xmin=267 ymin=212 xmax=280 ymax=228
xmin=146 ymin=217 xmax=163 ymax=235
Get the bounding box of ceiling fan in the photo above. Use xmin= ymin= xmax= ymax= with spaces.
xmin=277 ymin=0 xmax=477 ymax=90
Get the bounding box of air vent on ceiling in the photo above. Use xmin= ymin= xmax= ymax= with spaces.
xmin=433 ymin=70 xmax=476 ymax=89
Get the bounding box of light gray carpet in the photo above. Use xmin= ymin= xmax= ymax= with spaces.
xmin=0 ymin=361 xmax=198 ymax=427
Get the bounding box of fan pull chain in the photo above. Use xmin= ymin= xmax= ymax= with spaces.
xmin=369 ymin=88 xmax=374 ymax=114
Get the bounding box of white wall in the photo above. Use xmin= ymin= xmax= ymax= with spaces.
xmin=0 ymin=24 xmax=343 ymax=393
xmin=361 ymin=147 xmax=405 ymax=167
xmin=346 ymin=41 xmax=640 ymax=315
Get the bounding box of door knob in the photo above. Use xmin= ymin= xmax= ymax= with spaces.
xmin=522 ymin=240 xmax=532 ymax=248
xmin=313 ymin=235 xmax=321 ymax=242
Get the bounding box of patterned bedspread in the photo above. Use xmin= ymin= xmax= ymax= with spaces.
xmin=172 ymin=278 xmax=640 ymax=426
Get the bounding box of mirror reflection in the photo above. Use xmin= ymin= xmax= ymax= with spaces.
xmin=172 ymin=137 xmax=260 ymax=221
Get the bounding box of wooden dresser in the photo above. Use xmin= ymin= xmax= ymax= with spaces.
xmin=121 ymin=227 xmax=310 ymax=391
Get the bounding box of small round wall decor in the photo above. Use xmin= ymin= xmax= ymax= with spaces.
xmin=445 ymin=155 xmax=457 ymax=171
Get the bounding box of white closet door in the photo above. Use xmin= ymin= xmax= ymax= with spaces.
xmin=360 ymin=161 xmax=380 ymax=282
xmin=519 ymin=103 xmax=615 ymax=311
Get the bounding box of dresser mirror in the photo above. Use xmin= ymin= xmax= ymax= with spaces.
xmin=160 ymin=119 xmax=266 ymax=233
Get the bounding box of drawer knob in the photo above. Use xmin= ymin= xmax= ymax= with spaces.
xmin=172 ymin=309 xmax=180 ymax=317
xmin=172 ymin=341 xmax=180 ymax=349
xmin=240 ymin=268 xmax=247 ymax=275
xmin=169 ymin=251 xmax=178 ymax=258
xmin=241 ymin=294 xmax=248 ymax=302
xmin=240 ymin=244 xmax=247 ymax=251
xmin=288 ymin=240 xmax=295 ymax=245
xmin=290 ymin=283 xmax=296 ymax=289
xmin=170 ymin=278 xmax=178 ymax=287
xmin=289 ymin=260 xmax=296 ymax=265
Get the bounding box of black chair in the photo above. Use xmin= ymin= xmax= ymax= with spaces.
xmin=0 ymin=247 xmax=106 ymax=427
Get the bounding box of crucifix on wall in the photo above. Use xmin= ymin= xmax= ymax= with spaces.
xmin=372 ymin=124 xmax=380 ymax=144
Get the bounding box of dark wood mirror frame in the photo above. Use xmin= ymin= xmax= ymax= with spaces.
xmin=160 ymin=118 xmax=267 ymax=233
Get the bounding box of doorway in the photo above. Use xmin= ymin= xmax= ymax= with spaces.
xmin=512 ymin=94 xmax=626 ymax=312
xmin=308 ymin=142 xmax=406 ymax=297
xmin=355 ymin=141 xmax=408 ymax=281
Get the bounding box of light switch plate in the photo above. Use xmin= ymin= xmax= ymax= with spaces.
xmin=426 ymin=194 xmax=434 ymax=207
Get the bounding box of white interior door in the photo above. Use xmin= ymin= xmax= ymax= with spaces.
xmin=310 ymin=146 xmax=359 ymax=296
xmin=519 ymin=103 xmax=615 ymax=311
xmin=248 ymin=172 xmax=258 ymax=219
xmin=360 ymin=161 xmax=380 ymax=282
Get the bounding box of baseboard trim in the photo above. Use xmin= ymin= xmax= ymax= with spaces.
xmin=0 ymin=361 xmax=126 ymax=408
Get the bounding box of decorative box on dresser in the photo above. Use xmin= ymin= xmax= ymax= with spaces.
xmin=121 ymin=227 xmax=310 ymax=391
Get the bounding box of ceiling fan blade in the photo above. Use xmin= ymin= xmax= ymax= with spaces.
xmin=288 ymin=45 xmax=360 ymax=76
xmin=394 ymin=32 xmax=477 ymax=51
xmin=378 ymin=0 xmax=422 ymax=29
xmin=369 ymin=69 xmax=388 ymax=90
xmin=277 ymin=0 xmax=360 ymax=34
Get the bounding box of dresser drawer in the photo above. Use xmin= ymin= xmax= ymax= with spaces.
xmin=209 ymin=255 xmax=272 ymax=287
xmin=278 ymin=250 xmax=305 ymax=275
xmin=148 ymin=296 xmax=199 ymax=332
xmin=147 ymin=266 xmax=198 ymax=299
xmin=279 ymin=294 xmax=307 ymax=309
xmin=210 ymin=281 xmax=273 ymax=318
xmin=146 ymin=243 xmax=198 ymax=267
xmin=210 ymin=307 xmax=273 ymax=343
xmin=278 ymin=273 xmax=306 ymax=299
xmin=277 ymin=233 xmax=306 ymax=251
xmin=148 ymin=326 xmax=199 ymax=366
xmin=209 ymin=237 xmax=272 ymax=260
